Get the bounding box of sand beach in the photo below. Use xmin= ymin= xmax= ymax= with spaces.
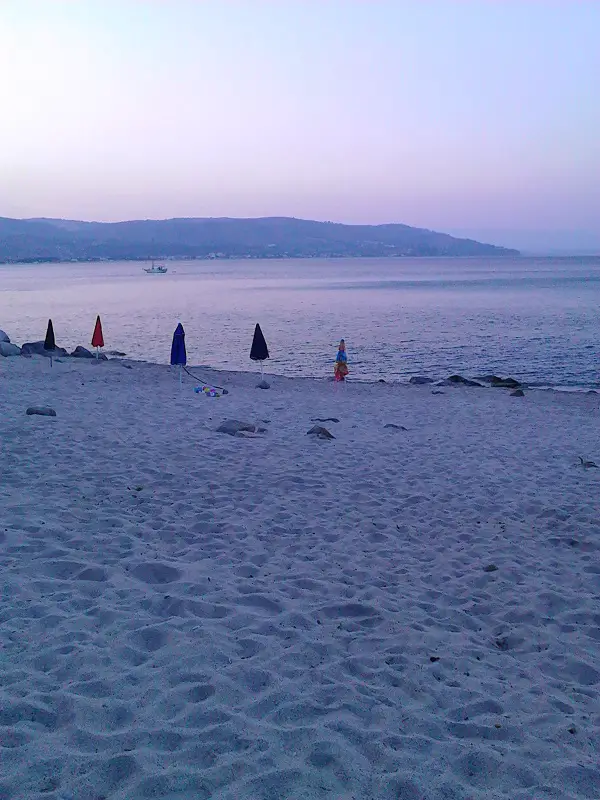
xmin=1 ymin=355 xmax=600 ymax=799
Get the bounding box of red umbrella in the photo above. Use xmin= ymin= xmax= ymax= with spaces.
xmin=91 ymin=315 xmax=104 ymax=359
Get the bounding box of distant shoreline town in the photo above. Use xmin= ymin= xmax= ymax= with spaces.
xmin=0 ymin=215 xmax=519 ymax=263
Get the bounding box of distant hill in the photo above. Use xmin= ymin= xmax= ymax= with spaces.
xmin=0 ymin=216 xmax=519 ymax=262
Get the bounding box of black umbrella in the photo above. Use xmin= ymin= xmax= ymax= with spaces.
xmin=250 ymin=323 xmax=269 ymax=361
xmin=44 ymin=319 xmax=56 ymax=367
xmin=250 ymin=323 xmax=269 ymax=382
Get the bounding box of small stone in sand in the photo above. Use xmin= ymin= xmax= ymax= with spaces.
xmin=312 ymin=417 xmax=340 ymax=423
xmin=511 ymin=389 xmax=525 ymax=397
xmin=384 ymin=423 xmax=408 ymax=431
xmin=307 ymin=425 xmax=335 ymax=440
xmin=256 ymin=380 xmax=270 ymax=389
xmin=431 ymin=390 xmax=445 ymax=395
xmin=483 ymin=564 xmax=499 ymax=572
xmin=26 ymin=407 xmax=57 ymax=417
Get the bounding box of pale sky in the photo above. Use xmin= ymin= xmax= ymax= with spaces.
xmin=0 ymin=1 xmax=598 ymax=247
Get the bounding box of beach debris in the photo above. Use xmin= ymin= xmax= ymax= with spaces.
xmin=0 ymin=341 xmax=21 ymax=357
xmin=510 ymin=389 xmax=525 ymax=397
xmin=409 ymin=376 xmax=433 ymax=385
xmin=0 ymin=329 xmax=10 ymax=343
xmin=483 ymin=563 xmax=499 ymax=572
xmin=26 ymin=406 xmax=57 ymax=417
xmin=578 ymin=456 xmax=599 ymax=469
xmin=439 ymin=375 xmax=484 ymax=387
xmin=384 ymin=423 xmax=408 ymax=431
xmin=307 ymin=425 xmax=335 ymax=440
xmin=217 ymin=419 xmax=265 ymax=436
xmin=311 ymin=417 xmax=340 ymax=423
xmin=256 ymin=380 xmax=270 ymax=389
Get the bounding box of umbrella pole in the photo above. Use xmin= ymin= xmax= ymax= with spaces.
xmin=260 ymin=362 xmax=264 ymax=382
xmin=96 ymin=346 xmax=99 ymax=360
xmin=179 ymin=364 xmax=182 ymax=390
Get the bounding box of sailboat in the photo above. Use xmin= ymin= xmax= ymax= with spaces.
xmin=143 ymin=260 xmax=168 ymax=274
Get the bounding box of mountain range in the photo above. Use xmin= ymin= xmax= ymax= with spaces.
xmin=0 ymin=216 xmax=519 ymax=262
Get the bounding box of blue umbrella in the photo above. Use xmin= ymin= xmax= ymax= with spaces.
xmin=170 ymin=323 xmax=186 ymax=388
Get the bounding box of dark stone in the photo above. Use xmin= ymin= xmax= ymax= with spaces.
xmin=490 ymin=377 xmax=521 ymax=388
xmin=311 ymin=417 xmax=340 ymax=423
xmin=21 ymin=341 xmax=68 ymax=358
xmin=108 ymin=350 xmax=127 ymax=357
xmin=0 ymin=329 xmax=10 ymax=343
xmin=438 ymin=375 xmax=484 ymax=387
xmin=26 ymin=407 xmax=57 ymax=417
xmin=483 ymin=564 xmax=498 ymax=572
xmin=409 ymin=376 xmax=433 ymax=385
xmin=71 ymin=346 xmax=94 ymax=358
xmin=510 ymin=389 xmax=525 ymax=397
xmin=384 ymin=423 xmax=408 ymax=431
xmin=217 ymin=420 xmax=263 ymax=436
xmin=307 ymin=425 xmax=335 ymax=440
xmin=431 ymin=390 xmax=445 ymax=395
xmin=475 ymin=375 xmax=503 ymax=383
xmin=255 ymin=380 xmax=270 ymax=389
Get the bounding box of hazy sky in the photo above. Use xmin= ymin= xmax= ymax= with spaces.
xmin=0 ymin=0 xmax=598 ymax=246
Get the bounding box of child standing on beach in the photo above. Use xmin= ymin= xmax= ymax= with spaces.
xmin=334 ymin=339 xmax=349 ymax=382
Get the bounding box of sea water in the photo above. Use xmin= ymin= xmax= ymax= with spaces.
xmin=0 ymin=256 xmax=598 ymax=388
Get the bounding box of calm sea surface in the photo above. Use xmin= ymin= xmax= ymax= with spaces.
xmin=0 ymin=257 xmax=598 ymax=388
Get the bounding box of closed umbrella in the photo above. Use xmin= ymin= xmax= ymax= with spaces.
xmin=91 ymin=315 xmax=104 ymax=359
xmin=170 ymin=323 xmax=187 ymax=388
xmin=44 ymin=319 xmax=56 ymax=367
xmin=250 ymin=323 xmax=270 ymax=385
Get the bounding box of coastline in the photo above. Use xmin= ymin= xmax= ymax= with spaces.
xmin=1 ymin=356 xmax=600 ymax=799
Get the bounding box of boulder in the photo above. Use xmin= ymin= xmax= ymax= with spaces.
xmin=21 ymin=341 xmax=68 ymax=358
xmin=217 ymin=420 xmax=265 ymax=436
xmin=438 ymin=375 xmax=484 ymax=388
xmin=26 ymin=407 xmax=57 ymax=417
xmin=491 ymin=376 xmax=521 ymax=389
xmin=71 ymin=345 xmax=94 ymax=358
xmin=0 ymin=341 xmax=21 ymax=357
xmin=0 ymin=329 xmax=10 ymax=343
xmin=307 ymin=425 xmax=335 ymax=440
xmin=409 ymin=376 xmax=433 ymax=385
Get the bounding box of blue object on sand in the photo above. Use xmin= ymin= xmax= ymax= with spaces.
xmin=170 ymin=323 xmax=187 ymax=366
